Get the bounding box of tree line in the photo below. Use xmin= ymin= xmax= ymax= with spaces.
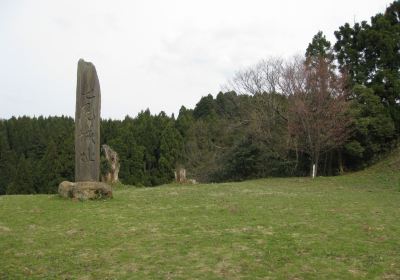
xmin=0 ymin=1 xmax=398 ymax=194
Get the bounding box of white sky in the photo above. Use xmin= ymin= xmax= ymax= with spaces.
xmin=0 ymin=0 xmax=392 ymax=119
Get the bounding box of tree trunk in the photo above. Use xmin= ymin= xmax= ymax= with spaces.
xmin=310 ymin=161 xmax=314 ymax=177
xmin=294 ymin=139 xmax=299 ymax=174
xmin=338 ymin=149 xmax=344 ymax=174
xmin=311 ymin=153 xmax=320 ymax=178
xmin=323 ymin=152 xmax=328 ymax=176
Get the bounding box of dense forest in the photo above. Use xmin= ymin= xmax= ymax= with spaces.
xmin=0 ymin=1 xmax=399 ymax=194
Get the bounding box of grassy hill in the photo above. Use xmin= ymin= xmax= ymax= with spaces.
xmin=0 ymin=150 xmax=399 ymax=279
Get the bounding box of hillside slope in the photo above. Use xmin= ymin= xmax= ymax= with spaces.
xmin=0 ymin=150 xmax=399 ymax=279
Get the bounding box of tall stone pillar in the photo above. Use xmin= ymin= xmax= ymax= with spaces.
xmin=75 ymin=59 xmax=101 ymax=182
xmin=59 ymin=59 xmax=111 ymax=200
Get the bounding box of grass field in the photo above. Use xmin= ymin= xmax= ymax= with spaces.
xmin=1 ymin=150 xmax=400 ymax=279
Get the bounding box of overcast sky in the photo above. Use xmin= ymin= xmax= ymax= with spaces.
xmin=0 ymin=0 xmax=392 ymax=119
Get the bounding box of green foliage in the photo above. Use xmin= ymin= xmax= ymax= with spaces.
xmin=0 ymin=116 xmax=74 ymax=195
xmin=220 ymin=136 xmax=295 ymax=181
xmin=106 ymin=118 xmax=146 ymax=186
xmin=175 ymin=106 xmax=194 ymax=139
xmin=158 ymin=122 xmax=183 ymax=182
xmin=0 ymin=123 xmax=15 ymax=195
xmin=193 ymin=94 xmax=216 ymax=119
xmin=344 ymin=140 xmax=364 ymax=158
xmin=102 ymin=110 xmax=183 ymax=187
xmin=182 ymin=91 xmax=300 ymax=182
xmin=334 ymin=1 xmax=400 ymax=129
xmin=6 ymin=155 xmax=35 ymax=194
xmin=330 ymin=1 xmax=400 ymax=170
xmin=215 ymin=91 xmax=240 ymax=119
xmin=36 ymin=139 xmax=63 ymax=193
xmin=306 ymin=31 xmax=333 ymax=62
xmin=345 ymin=85 xmax=396 ymax=167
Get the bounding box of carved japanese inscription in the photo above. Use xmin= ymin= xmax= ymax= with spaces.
xmin=75 ymin=59 xmax=101 ymax=181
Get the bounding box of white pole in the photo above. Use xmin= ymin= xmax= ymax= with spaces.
xmin=312 ymin=164 xmax=316 ymax=179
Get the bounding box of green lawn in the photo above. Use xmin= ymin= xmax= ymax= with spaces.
xmin=1 ymin=151 xmax=400 ymax=279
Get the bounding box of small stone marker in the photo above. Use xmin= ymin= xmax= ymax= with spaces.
xmin=59 ymin=59 xmax=112 ymax=200
xmin=174 ymin=167 xmax=187 ymax=183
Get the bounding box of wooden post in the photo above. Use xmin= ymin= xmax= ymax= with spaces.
xmin=312 ymin=164 xmax=316 ymax=179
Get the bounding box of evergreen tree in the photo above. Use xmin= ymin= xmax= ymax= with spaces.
xmin=176 ymin=106 xmax=194 ymax=139
xmin=6 ymin=155 xmax=35 ymax=194
xmin=215 ymin=91 xmax=240 ymax=119
xmin=158 ymin=122 xmax=183 ymax=183
xmin=110 ymin=128 xmax=146 ymax=186
xmin=306 ymin=31 xmax=334 ymax=64
xmin=193 ymin=94 xmax=216 ymax=119
xmin=345 ymin=85 xmax=396 ymax=167
xmin=37 ymin=139 xmax=63 ymax=193
xmin=0 ymin=122 xmax=15 ymax=195
xmin=334 ymin=1 xmax=400 ymax=130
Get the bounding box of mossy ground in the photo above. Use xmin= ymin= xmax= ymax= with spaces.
xmin=1 ymin=150 xmax=399 ymax=279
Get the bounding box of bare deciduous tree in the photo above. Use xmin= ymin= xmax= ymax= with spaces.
xmin=223 ymin=57 xmax=291 ymax=160
xmin=224 ymin=55 xmax=351 ymax=177
xmin=226 ymin=57 xmax=284 ymax=95
xmin=287 ymin=56 xmax=351 ymax=176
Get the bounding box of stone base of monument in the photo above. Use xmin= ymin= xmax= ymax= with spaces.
xmin=58 ymin=181 xmax=113 ymax=200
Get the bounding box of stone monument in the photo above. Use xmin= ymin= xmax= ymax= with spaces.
xmin=58 ymin=59 xmax=112 ymax=200
xmin=75 ymin=59 xmax=101 ymax=181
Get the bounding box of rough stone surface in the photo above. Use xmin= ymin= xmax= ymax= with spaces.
xmin=101 ymin=144 xmax=120 ymax=183
xmin=174 ymin=167 xmax=187 ymax=183
xmin=75 ymin=59 xmax=101 ymax=182
xmin=58 ymin=181 xmax=75 ymax=198
xmin=58 ymin=181 xmax=112 ymax=200
xmin=174 ymin=167 xmax=197 ymax=184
